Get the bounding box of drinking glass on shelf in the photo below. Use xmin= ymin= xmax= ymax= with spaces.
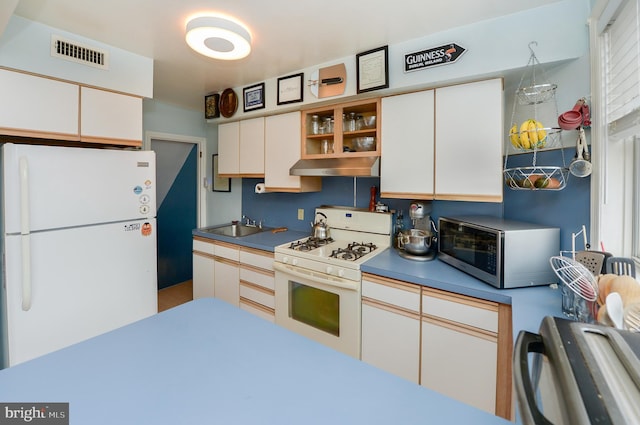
xmin=321 ymin=117 xmax=333 ymax=134
xmin=310 ymin=115 xmax=320 ymax=135
xmin=345 ymin=112 xmax=356 ymax=132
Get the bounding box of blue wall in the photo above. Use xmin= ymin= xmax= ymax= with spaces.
xmin=242 ymin=146 xmax=589 ymax=253
xmin=503 ymin=147 xmax=590 ymax=253
xmin=156 ymin=144 xmax=198 ymax=289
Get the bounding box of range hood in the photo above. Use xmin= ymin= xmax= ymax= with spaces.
xmin=289 ymin=157 xmax=380 ymax=177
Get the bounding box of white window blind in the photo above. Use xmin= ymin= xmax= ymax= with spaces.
xmin=606 ymin=0 xmax=640 ymax=138
xmin=595 ymin=0 xmax=640 ymax=260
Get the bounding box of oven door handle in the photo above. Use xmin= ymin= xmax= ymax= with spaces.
xmin=273 ymin=262 xmax=358 ymax=291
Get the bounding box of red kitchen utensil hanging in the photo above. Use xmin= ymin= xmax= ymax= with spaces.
xmin=558 ymin=99 xmax=585 ymax=130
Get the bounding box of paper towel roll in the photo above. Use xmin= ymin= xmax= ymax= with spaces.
xmin=255 ymin=183 xmax=266 ymax=193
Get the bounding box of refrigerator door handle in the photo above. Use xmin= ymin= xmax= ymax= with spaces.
xmin=19 ymin=156 xmax=32 ymax=311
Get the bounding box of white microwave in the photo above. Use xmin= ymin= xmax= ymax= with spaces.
xmin=438 ymin=216 xmax=560 ymax=289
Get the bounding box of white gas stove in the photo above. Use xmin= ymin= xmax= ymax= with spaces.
xmin=274 ymin=206 xmax=393 ymax=282
xmin=274 ymin=206 xmax=393 ymax=358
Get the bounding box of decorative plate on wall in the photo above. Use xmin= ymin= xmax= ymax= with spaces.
xmin=219 ymin=88 xmax=238 ymax=118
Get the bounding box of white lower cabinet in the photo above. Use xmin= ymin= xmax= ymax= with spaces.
xmin=213 ymin=242 xmax=240 ymax=307
xmin=192 ymin=237 xmax=240 ymax=305
xmin=192 ymin=237 xmax=215 ymax=299
xmin=214 ymin=258 xmax=240 ymax=307
xmin=361 ymin=273 xmax=513 ymax=420
xmin=239 ymin=247 xmax=275 ymax=322
xmin=361 ymin=274 xmax=421 ymax=383
xmin=421 ymin=319 xmax=498 ymax=413
xmin=420 ymin=288 xmax=505 ymax=417
xmin=192 ymin=237 xmax=274 ymax=319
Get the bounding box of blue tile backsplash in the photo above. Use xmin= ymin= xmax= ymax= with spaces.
xmin=242 ymin=147 xmax=589 ymax=253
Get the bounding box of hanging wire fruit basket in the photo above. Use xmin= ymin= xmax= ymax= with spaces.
xmin=503 ymin=41 xmax=569 ymax=191
xmin=504 ymin=166 xmax=569 ymax=190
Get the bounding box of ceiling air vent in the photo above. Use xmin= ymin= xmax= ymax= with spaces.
xmin=51 ymin=35 xmax=109 ymax=70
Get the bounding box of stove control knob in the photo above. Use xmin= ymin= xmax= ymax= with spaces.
xmin=292 ymin=258 xmax=298 ymax=266
xmin=326 ymin=266 xmax=334 ymax=275
xmin=282 ymin=256 xmax=289 ymax=264
xmin=337 ymin=269 xmax=345 ymax=277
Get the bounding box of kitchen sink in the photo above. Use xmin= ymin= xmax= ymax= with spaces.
xmin=200 ymin=224 xmax=264 ymax=238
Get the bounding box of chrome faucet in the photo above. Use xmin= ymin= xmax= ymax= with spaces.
xmin=242 ymin=215 xmax=254 ymax=226
xmin=242 ymin=215 xmax=262 ymax=228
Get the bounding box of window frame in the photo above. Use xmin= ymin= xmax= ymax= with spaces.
xmin=590 ymin=0 xmax=640 ymax=264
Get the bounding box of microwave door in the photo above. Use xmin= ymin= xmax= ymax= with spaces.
xmin=438 ymin=219 xmax=502 ymax=288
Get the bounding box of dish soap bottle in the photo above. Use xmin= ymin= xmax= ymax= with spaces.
xmin=395 ymin=210 xmax=405 ymax=248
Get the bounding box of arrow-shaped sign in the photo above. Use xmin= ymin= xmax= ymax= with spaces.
xmin=404 ymin=43 xmax=466 ymax=73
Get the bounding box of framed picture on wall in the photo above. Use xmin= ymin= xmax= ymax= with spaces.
xmin=243 ymin=82 xmax=265 ymax=112
xmin=212 ymin=154 xmax=231 ymax=192
xmin=204 ymin=93 xmax=220 ymax=119
xmin=277 ymin=72 xmax=304 ymax=105
xmin=356 ymin=45 xmax=389 ymax=94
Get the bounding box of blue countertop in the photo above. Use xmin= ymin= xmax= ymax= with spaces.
xmin=0 ymin=299 xmax=509 ymax=425
xmin=192 ymin=228 xmax=563 ymax=336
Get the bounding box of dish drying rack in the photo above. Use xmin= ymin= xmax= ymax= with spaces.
xmin=503 ymin=42 xmax=569 ymax=191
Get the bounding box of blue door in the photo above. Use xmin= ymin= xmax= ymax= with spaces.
xmin=151 ymin=139 xmax=197 ymax=289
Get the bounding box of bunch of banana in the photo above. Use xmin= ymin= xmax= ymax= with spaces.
xmin=509 ymin=119 xmax=547 ymax=150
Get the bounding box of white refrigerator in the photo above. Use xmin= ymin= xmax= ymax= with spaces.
xmin=0 ymin=143 xmax=158 ymax=368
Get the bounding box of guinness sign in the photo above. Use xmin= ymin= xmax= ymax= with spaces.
xmin=404 ymin=43 xmax=466 ymax=73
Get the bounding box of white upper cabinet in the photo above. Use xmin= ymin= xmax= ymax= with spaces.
xmin=381 ymin=78 xmax=503 ymax=202
xmin=0 ymin=69 xmax=143 ymax=147
xmin=80 ymin=87 xmax=142 ymax=145
xmin=434 ymin=78 xmax=504 ymax=202
xmin=218 ymin=121 xmax=240 ymax=176
xmin=239 ymin=117 xmax=265 ymax=176
xmin=381 ymin=90 xmax=435 ymax=199
xmin=264 ymin=112 xmax=321 ymax=192
xmin=0 ymin=69 xmax=79 ymax=139
xmin=218 ymin=117 xmax=265 ymax=177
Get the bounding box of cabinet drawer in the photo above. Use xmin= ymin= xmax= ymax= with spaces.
xmin=240 ymin=265 xmax=274 ymax=291
xmin=422 ymin=290 xmax=498 ymax=333
xmin=193 ymin=238 xmax=215 ymax=255
xmin=240 ymin=298 xmax=275 ymax=323
xmin=214 ymin=241 xmax=240 ymax=261
xmin=362 ymin=274 xmax=420 ymax=313
xmin=240 ymin=248 xmax=273 ymax=271
xmin=240 ymin=281 xmax=275 ymax=309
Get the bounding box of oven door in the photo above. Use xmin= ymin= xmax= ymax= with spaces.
xmin=273 ymin=262 xmax=361 ymax=359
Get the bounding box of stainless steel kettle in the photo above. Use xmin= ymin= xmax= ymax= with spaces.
xmin=311 ymin=212 xmax=330 ymax=240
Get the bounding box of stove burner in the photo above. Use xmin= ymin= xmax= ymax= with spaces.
xmin=288 ymin=237 xmax=333 ymax=252
xmin=330 ymin=242 xmax=377 ymax=261
xmin=348 ymin=242 xmax=377 ymax=254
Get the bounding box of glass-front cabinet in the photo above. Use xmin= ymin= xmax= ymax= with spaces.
xmin=301 ymin=98 xmax=381 ymax=158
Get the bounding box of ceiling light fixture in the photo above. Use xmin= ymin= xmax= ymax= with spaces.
xmin=185 ymin=15 xmax=252 ymax=60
